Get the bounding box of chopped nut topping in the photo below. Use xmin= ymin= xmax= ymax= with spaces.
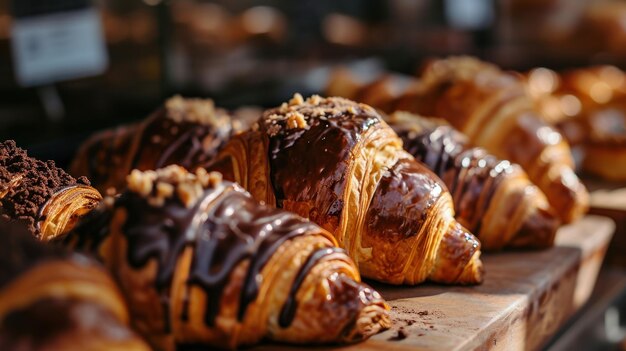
xmin=307 ymin=94 xmax=322 ymax=105
xmin=165 ymin=95 xmax=230 ymax=126
xmin=260 ymin=95 xmax=379 ymax=136
xmin=125 ymin=165 xmax=224 ymax=208
xmin=208 ymin=171 xmax=222 ymax=187
xmin=156 ymin=182 xmax=174 ymax=198
xmin=289 ymin=93 xmax=304 ymax=106
xmin=286 ymin=111 xmax=308 ymax=129
xmin=127 ymin=169 xmax=154 ymax=197
xmin=177 ymin=182 xmax=203 ymax=208
xmin=267 ymin=124 xmax=281 ymax=136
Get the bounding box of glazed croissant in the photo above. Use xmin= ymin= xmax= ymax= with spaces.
xmin=209 ymin=94 xmax=484 ymax=285
xmin=0 ymin=218 xmax=149 ymax=351
xmin=386 ymin=112 xmax=559 ymax=250
xmin=393 ymin=57 xmax=588 ymax=223
xmin=64 ymin=165 xmax=390 ymax=350
xmin=0 ymin=140 xmax=102 ymax=241
xmin=70 ymin=95 xmax=244 ymax=193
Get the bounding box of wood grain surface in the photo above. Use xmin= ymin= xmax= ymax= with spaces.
xmin=254 ymin=215 xmax=614 ymax=351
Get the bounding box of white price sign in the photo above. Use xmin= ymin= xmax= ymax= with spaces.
xmin=11 ymin=8 xmax=108 ymax=87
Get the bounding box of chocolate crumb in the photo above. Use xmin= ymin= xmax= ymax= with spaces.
xmin=388 ymin=328 xmax=408 ymax=341
xmin=0 ymin=141 xmax=89 ymax=235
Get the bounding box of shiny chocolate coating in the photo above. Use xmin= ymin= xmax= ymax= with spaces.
xmin=278 ymin=247 xmax=345 ymax=328
xmin=262 ymin=100 xmax=380 ymax=233
xmin=364 ymin=157 xmax=447 ymax=240
xmin=131 ymin=108 xmax=232 ymax=172
xmin=397 ymin=125 xmax=512 ymax=232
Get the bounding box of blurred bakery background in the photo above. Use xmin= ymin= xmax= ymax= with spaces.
xmin=3 ymin=0 xmax=626 ymax=350
xmin=3 ymin=0 xmax=626 ymax=158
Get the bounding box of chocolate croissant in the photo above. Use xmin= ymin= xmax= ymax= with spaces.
xmin=0 ymin=218 xmax=149 ymax=351
xmin=386 ymin=112 xmax=559 ymax=250
xmin=0 ymin=140 xmax=102 ymax=241
xmin=394 ymin=57 xmax=589 ymax=223
xmin=70 ymin=95 xmax=242 ymax=193
xmin=64 ymin=165 xmax=390 ymax=350
xmin=209 ymin=94 xmax=484 ymax=285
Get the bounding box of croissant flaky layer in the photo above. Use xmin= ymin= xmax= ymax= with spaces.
xmin=70 ymin=95 xmax=240 ymax=193
xmin=0 ymin=219 xmax=149 ymax=351
xmin=387 ymin=112 xmax=559 ymax=250
xmin=210 ymin=94 xmax=484 ymax=285
xmin=65 ymin=166 xmax=389 ymax=350
xmin=0 ymin=140 xmax=102 ymax=241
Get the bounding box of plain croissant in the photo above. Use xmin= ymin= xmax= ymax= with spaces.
xmin=63 ymin=165 xmax=390 ymax=350
xmin=395 ymin=56 xmax=589 ymax=223
xmin=386 ymin=112 xmax=559 ymax=250
xmin=0 ymin=140 xmax=102 ymax=241
xmin=209 ymin=94 xmax=484 ymax=285
xmin=0 ymin=218 xmax=149 ymax=351
xmin=70 ymin=95 xmax=244 ymax=193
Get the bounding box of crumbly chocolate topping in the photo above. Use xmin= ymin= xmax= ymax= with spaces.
xmin=126 ymin=165 xmax=222 ymax=208
xmin=165 ymin=95 xmax=230 ymax=126
xmin=259 ymin=94 xmax=377 ymax=137
xmin=0 ymin=141 xmax=90 ymax=234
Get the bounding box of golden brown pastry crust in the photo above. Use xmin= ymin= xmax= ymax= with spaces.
xmin=211 ymin=95 xmax=484 ymax=285
xmin=0 ymin=220 xmax=149 ymax=351
xmin=65 ymin=166 xmax=390 ymax=350
xmin=387 ymin=112 xmax=559 ymax=250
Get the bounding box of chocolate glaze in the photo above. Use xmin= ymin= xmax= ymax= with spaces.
xmin=397 ymin=125 xmax=512 ymax=232
xmin=261 ymin=100 xmax=380 ymax=232
xmin=365 ymin=157 xmax=446 ymax=240
xmin=131 ymin=108 xmax=232 ymax=172
xmin=117 ymin=182 xmax=321 ymax=328
xmin=279 ymin=247 xmax=345 ymax=328
xmin=77 ymin=106 xmax=232 ymax=192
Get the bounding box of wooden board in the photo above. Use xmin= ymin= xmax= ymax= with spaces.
xmin=255 ymin=215 xmax=614 ymax=351
xmin=584 ymin=178 xmax=626 ymax=267
xmin=585 ymin=177 xmax=626 ymax=212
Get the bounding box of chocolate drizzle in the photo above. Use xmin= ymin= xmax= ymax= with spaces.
xmin=119 ymin=182 xmax=321 ymax=329
xmin=278 ymin=247 xmax=345 ymax=328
